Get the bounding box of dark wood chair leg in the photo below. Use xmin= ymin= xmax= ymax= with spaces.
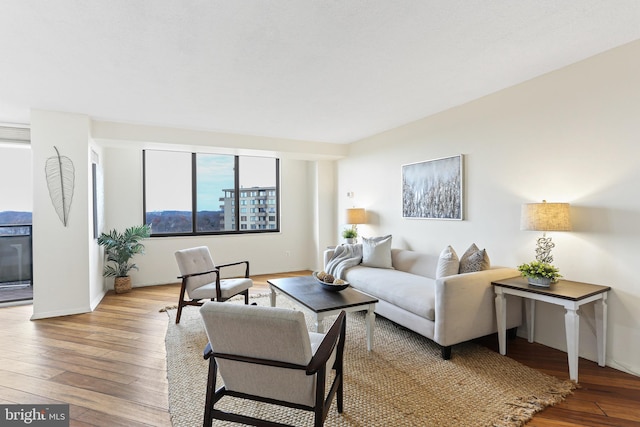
xmin=176 ymin=302 xmax=184 ymax=324
xmin=176 ymin=278 xmax=188 ymax=324
xmin=337 ymin=375 xmax=344 ymax=413
xmin=507 ymin=327 xmax=518 ymax=340
xmin=336 ymin=316 xmax=345 ymax=413
xmin=313 ymin=368 xmax=326 ymax=427
xmin=203 ymin=357 xmax=217 ymax=427
xmin=313 ymin=410 xmax=323 ymax=427
xmin=441 ymin=345 xmax=452 ymax=360
xmin=313 ymin=401 xmax=323 ymax=427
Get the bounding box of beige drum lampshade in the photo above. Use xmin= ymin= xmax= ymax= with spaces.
xmin=345 ymin=208 xmax=366 ymax=225
xmin=520 ymin=200 xmax=571 ymax=231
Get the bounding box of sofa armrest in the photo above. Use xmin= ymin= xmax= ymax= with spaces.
xmin=433 ymin=267 xmax=521 ymax=347
xmin=323 ymin=247 xmax=336 ymax=270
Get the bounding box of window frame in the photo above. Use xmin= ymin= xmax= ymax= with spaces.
xmin=143 ymin=150 xmax=280 ymax=237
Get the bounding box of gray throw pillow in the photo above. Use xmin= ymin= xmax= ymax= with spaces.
xmin=436 ymin=245 xmax=459 ymax=278
xmin=361 ymin=235 xmax=393 ymax=269
xmin=459 ymin=243 xmax=490 ymax=273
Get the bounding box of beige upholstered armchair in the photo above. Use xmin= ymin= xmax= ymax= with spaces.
xmin=174 ymin=246 xmax=252 ymax=324
xmin=199 ymin=302 xmax=346 ymax=427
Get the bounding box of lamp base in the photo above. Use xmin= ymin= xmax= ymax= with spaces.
xmin=535 ymin=234 xmax=555 ymax=264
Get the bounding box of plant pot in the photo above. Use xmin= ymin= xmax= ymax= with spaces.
xmin=345 ymin=238 xmax=356 ymax=244
xmin=114 ymin=276 xmax=132 ymax=294
xmin=527 ymin=276 xmax=552 ymax=287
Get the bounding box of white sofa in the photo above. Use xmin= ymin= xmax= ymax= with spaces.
xmin=324 ymin=245 xmax=522 ymax=359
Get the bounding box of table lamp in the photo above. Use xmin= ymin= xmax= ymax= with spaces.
xmin=520 ymin=200 xmax=571 ymax=263
xmin=345 ymin=208 xmax=366 ymax=241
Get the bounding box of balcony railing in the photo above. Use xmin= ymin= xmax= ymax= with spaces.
xmin=0 ymin=224 xmax=32 ymax=286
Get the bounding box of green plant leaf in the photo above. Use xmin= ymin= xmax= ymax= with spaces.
xmin=98 ymin=224 xmax=151 ymax=277
xmin=517 ymin=260 xmax=562 ymax=280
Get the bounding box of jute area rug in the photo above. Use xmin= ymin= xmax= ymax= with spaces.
xmin=164 ymin=295 xmax=575 ymax=427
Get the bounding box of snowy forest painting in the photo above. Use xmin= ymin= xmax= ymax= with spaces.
xmin=402 ymin=155 xmax=463 ymax=220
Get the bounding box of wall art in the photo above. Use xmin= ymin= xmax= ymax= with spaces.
xmin=45 ymin=146 xmax=75 ymax=226
xmin=402 ymin=154 xmax=463 ymax=220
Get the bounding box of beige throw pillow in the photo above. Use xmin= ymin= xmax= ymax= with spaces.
xmin=361 ymin=235 xmax=393 ymax=269
xmin=459 ymin=243 xmax=490 ymax=273
xmin=436 ymin=245 xmax=459 ymax=278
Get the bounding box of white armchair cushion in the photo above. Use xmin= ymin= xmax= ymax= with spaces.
xmin=175 ymin=246 xmax=218 ymax=296
xmin=200 ymin=302 xmax=333 ymax=407
xmin=175 ymin=246 xmax=251 ymax=300
xmin=189 ymin=278 xmax=253 ymax=300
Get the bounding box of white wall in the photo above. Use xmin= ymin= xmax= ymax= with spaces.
xmin=337 ymin=40 xmax=640 ymax=376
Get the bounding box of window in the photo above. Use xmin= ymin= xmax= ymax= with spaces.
xmin=196 ymin=153 xmax=235 ymax=232
xmin=0 ymin=142 xmax=33 ymax=290
xmin=0 ymin=144 xmax=32 ymax=225
xmin=144 ymin=150 xmax=279 ymax=236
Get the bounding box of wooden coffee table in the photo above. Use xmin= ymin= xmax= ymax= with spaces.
xmin=268 ymin=275 xmax=378 ymax=351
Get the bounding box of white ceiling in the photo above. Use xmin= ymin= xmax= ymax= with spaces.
xmin=1 ymin=1 xmax=640 ymax=144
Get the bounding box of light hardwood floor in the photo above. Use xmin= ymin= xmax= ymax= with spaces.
xmin=0 ymin=271 xmax=638 ymax=426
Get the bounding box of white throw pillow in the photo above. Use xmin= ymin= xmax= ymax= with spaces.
xmin=459 ymin=243 xmax=490 ymax=273
xmin=361 ymin=235 xmax=393 ymax=269
xmin=436 ymin=245 xmax=459 ymax=278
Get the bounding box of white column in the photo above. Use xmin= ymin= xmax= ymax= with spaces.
xmin=311 ymin=160 xmax=336 ymax=271
xmin=31 ymin=110 xmax=93 ymax=319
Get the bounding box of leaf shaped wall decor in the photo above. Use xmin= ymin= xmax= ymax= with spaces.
xmin=45 ymin=146 xmax=75 ymax=226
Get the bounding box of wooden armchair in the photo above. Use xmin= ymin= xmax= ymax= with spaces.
xmin=199 ymin=302 xmax=346 ymax=427
xmin=174 ymin=246 xmax=252 ymax=324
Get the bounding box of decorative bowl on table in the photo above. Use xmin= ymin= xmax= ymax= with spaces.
xmin=312 ymin=271 xmax=350 ymax=292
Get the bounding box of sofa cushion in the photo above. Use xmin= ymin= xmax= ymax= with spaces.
xmin=361 ymin=235 xmax=393 ymax=268
xmin=459 ymin=243 xmax=490 ymax=273
xmin=391 ymin=248 xmax=439 ymax=278
xmin=345 ymin=265 xmax=436 ymax=321
xmin=436 ymin=245 xmax=459 ymax=278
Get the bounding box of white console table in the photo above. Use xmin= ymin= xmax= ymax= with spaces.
xmin=492 ymin=276 xmax=610 ymax=383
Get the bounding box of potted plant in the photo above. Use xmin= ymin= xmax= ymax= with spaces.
xmin=97 ymin=224 xmax=152 ymax=293
xmin=517 ymin=260 xmax=562 ymax=287
xmin=342 ymin=228 xmax=358 ymax=244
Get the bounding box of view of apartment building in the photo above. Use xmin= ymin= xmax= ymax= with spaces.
xmin=221 ymin=187 xmax=278 ymax=231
